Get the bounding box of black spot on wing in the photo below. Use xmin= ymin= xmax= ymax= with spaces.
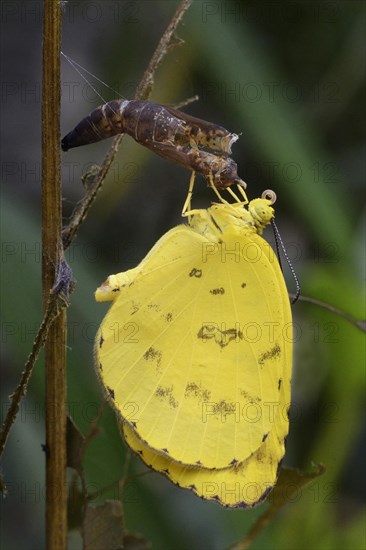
xmin=189 ymin=268 xmax=202 ymax=278
xmin=144 ymin=347 xmax=160 ymax=361
xmin=143 ymin=347 xmax=162 ymax=372
xmin=107 ymin=387 xmax=115 ymax=400
xmin=211 ymin=400 xmax=237 ymax=416
xmin=99 ymin=334 xmax=104 ymax=348
xmin=147 ymin=303 xmax=160 ymax=312
xmin=185 ymin=381 xmax=211 ymax=402
xmin=209 ymin=287 xmax=225 ymax=295
xmin=254 ymin=446 xmax=267 ymax=464
xmin=258 ymin=343 xmax=281 ymax=366
xmin=197 ymin=325 xmax=243 ymax=348
xmin=239 ymin=389 xmax=261 ymax=403
xmin=262 ymin=432 xmax=269 ymax=443
xmin=130 ymin=301 xmax=140 ymax=315
xmin=166 ymin=312 xmax=173 ymax=322
xmin=155 ymin=385 xmax=178 ymax=408
xmin=241 ymin=282 xmax=247 ymax=288
xmin=278 ymin=378 xmax=282 ymax=390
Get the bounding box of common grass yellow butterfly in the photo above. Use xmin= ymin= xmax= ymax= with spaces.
xmin=95 ymin=189 xmax=292 ymax=507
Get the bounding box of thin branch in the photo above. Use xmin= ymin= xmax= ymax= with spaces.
xmin=228 ymin=508 xmax=276 ymax=550
xmin=62 ymin=0 xmax=193 ymax=250
xmin=135 ymin=0 xmax=193 ymax=100
xmin=290 ymin=293 xmax=365 ymax=332
xmin=0 ymin=266 xmax=72 ymax=457
xmin=228 ymin=464 xmax=326 ymax=550
xmin=62 ymin=140 xmax=124 ymax=249
xmin=174 ymin=94 xmax=199 ymax=110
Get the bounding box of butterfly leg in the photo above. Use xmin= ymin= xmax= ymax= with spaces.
xmin=208 ymin=174 xmax=230 ymax=204
xmin=226 ymin=184 xmax=248 ymax=205
xmin=207 ymin=173 xmax=248 ymax=205
xmin=236 ymin=183 xmax=249 ymax=204
xmin=181 ymin=172 xmax=205 ymax=218
xmin=181 ymin=170 xmax=196 ymax=218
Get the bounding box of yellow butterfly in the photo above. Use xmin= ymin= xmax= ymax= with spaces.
xmin=95 ymin=189 xmax=292 ymax=507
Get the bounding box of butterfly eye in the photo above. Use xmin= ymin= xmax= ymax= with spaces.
xmin=261 ymin=189 xmax=277 ymax=204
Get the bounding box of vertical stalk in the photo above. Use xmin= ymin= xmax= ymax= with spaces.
xmin=42 ymin=1 xmax=66 ymax=547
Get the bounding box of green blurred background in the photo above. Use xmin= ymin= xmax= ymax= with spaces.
xmin=1 ymin=1 xmax=365 ymax=548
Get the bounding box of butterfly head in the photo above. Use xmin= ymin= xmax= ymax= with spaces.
xmin=248 ymin=190 xmax=276 ymax=234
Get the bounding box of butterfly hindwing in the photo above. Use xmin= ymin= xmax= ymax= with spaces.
xmin=121 ymin=371 xmax=289 ymax=508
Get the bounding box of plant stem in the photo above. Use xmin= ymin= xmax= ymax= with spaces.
xmin=42 ymin=1 xmax=66 ymax=547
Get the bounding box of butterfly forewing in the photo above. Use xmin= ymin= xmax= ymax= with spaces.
xmin=95 ymin=205 xmax=292 ymax=470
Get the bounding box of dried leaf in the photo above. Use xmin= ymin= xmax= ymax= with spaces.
xmin=66 ymin=415 xmax=85 ymax=475
xmin=82 ymin=500 xmax=125 ymax=550
xmin=268 ymin=463 xmax=326 ymax=509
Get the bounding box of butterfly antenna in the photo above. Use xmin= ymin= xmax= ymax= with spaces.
xmin=271 ymin=219 xmax=300 ymax=304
